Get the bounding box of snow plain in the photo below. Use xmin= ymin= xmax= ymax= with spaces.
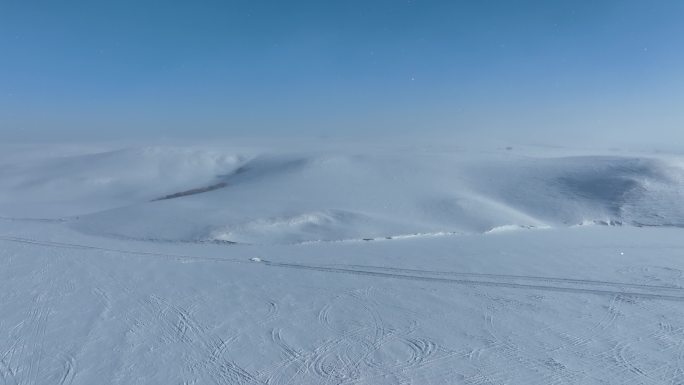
xmin=1 ymin=142 xmax=683 ymax=384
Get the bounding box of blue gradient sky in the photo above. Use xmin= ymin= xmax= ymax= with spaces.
xmin=1 ymin=1 xmax=683 ymax=144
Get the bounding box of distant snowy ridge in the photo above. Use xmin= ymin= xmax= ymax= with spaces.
xmin=0 ymin=146 xmax=247 ymax=217
xmin=0 ymin=146 xmax=682 ymax=244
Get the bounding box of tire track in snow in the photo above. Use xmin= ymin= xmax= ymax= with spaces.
xmin=333 ymin=290 xmax=455 ymax=384
xmin=266 ymin=326 xmax=378 ymax=385
xmin=266 ymin=290 xmax=394 ymax=385
xmin=0 ymin=235 xmax=247 ymax=265
xmin=82 ymin=258 xmax=264 ymax=385
xmin=306 ymin=288 xmax=453 ymax=385
xmin=469 ymin=292 xmax=588 ymax=385
xmin=590 ymin=295 xmax=622 ymax=333
xmin=3 ymin=235 xmax=684 ymax=301
xmin=139 ymin=296 xmax=264 ymax=385
xmin=613 ymin=342 xmax=653 ymax=381
xmin=0 ymin=257 xmax=61 ymax=385
xmin=317 ymin=290 xmax=387 ymax=385
xmin=261 ymin=261 xmax=684 ymax=302
xmin=57 ymin=353 xmax=76 ymax=385
xmin=364 ymin=336 xmax=438 ymax=375
xmin=332 ymin=264 xmax=684 ymax=292
xmin=7 ymin=235 xmax=683 ymax=383
xmin=620 ymin=301 xmax=684 ymax=384
xmin=0 ymin=359 xmax=17 ymax=385
xmin=574 ymin=297 xmax=682 ymax=384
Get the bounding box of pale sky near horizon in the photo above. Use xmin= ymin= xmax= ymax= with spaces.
xmin=1 ymin=1 xmax=683 ymax=146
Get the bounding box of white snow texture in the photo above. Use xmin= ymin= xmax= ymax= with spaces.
xmin=1 ymin=142 xmax=683 ymax=384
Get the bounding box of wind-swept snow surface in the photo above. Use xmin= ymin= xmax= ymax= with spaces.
xmin=1 ymin=143 xmax=683 ymax=384
xmin=3 ymin=146 xmax=678 ymax=244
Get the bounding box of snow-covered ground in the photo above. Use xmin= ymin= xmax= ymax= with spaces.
xmin=1 ymin=142 xmax=683 ymax=384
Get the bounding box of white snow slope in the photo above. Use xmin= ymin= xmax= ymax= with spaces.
xmin=1 ymin=143 xmax=683 ymax=384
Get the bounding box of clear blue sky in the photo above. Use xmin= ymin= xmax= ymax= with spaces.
xmin=1 ymin=0 xmax=683 ymax=144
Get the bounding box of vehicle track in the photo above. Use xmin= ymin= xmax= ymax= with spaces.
xmin=331 ymin=264 xmax=684 ymax=292
xmin=261 ymin=261 xmax=684 ymax=302
xmin=80 ymin=257 xmax=264 ymax=385
xmin=266 ymin=290 xmax=395 ymax=385
xmin=0 ymin=235 xmax=247 ymax=264
xmin=0 ymin=359 xmax=17 ymax=385
xmin=364 ymin=336 xmax=436 ymax=372
xmin=0 ymin=257 xmax=60 ymax=385
xmin=4 ymin=234 xmax=684 ymax=384
xmin=3 ymin=234 xmax=684 ymax=302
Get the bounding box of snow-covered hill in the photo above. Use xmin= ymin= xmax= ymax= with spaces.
xmin=2 ymin=145 xmax=682 ymax=244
